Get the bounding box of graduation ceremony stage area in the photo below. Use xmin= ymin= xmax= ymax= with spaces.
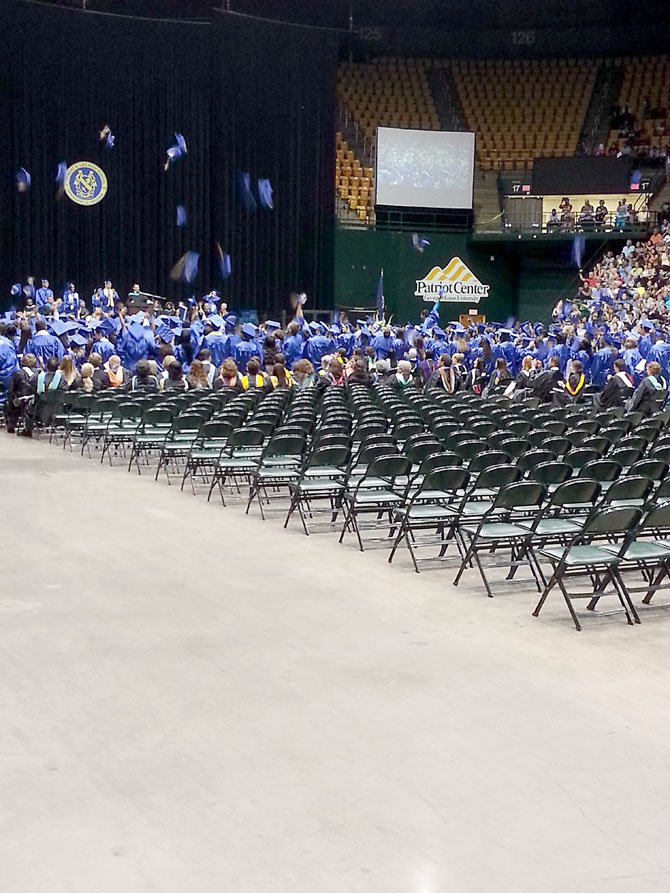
xmin=2 ymin=426 xmax=670 ymax=892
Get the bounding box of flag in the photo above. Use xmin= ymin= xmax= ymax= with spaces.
xmin=571 ymin=235 xmax=585 ymax=268
xmin=376 ymin=269 xmax=385 ymax=320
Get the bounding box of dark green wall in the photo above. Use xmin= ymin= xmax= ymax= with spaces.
xmin=333 ymin=228 xmax=516 ymax=325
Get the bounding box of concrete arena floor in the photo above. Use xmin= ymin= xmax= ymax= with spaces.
xmin=1 ymin=435 xmax=670 ymax=893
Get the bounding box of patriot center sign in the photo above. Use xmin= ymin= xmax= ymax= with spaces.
xmin=415 ymin=257 xmax=490 ymax=304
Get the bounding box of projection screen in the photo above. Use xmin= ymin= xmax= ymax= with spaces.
xmin=375 ymin=127 xmax=475 ymax=210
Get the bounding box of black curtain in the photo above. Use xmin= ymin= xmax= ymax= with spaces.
xmin=0 ymin=2 xmax=338 ymax=314
xmin=211 ymin=12 xmax=338 ymax=315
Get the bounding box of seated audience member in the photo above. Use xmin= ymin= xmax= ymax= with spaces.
xmin=291 ymin=359 xmax=316 ymax=390
xmin=527 ymin=356 xmax=562 ymax=403
xmin=186 ymin=359 xmax=211 ymax=390
xmin=58 ymin=355 xmax=81 ymax=391
xmin=102 ymin=355 xmax=129 ymax=389
xmin=592 ymin=359 xmax=634 ymax=409
xmin=130 ymin=359 xmax=159 ymax=392
xmin=162 ymin=360 xmax=189 ymax=391
xmin=270 ymin=360 xmax=293 ymax=389
xmin=240 ymin=357 xmax=269 ymax=391
xmin=463 ymin=357 xmax=487 ymax=395
xmin=214 ymin=358 xmax=242 ymax=392
xmin=320 ymin=356 xmax=346 ymax=388
xmin=36 ymin=356 xmax=66 ymax=394
xmin=372 ymin=358 xmax=391 ymax=384
xmin=5 ymin=353 xmax=37 ymax=434
xmin=510 ymin=354 xmax=535 ymax=401
xmin=547 ymin=209 xmax=560 ymax=229
xmin=79 ymin=363 xmax=95 ymax=394
xmin=88 ymin=353 xmax=108 ymax=390
xmin=390 ymin=359 xmax=415 ymax=391
xmin=553 ymin=359 xmax=586 ymax=405
xmin=197 ymin=349 xmax=217 ymax=387
xmin=485 ymin=358 xmax=512 ymax=395
xmin=626 ymin=361 xmax=668 ymax=415
xmin=427 ymin=354 xmax=459 ymax=393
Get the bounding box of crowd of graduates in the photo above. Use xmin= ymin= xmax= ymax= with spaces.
xmin=2 ymin=225 xmax=670 ymax=436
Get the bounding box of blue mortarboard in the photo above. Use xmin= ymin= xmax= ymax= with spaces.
xmin=453 ymin=324 xmax=465 ymax=334
xmin=176 ymin=204 xmax=187 ymax=227
xmin=242 ymin=322 xmax=257 ymax=338
xmin=308 ymin=321 xmax=321 ymax=332
xmin=55 ymin=161 xmax=67 ymax=189
xmin=128 ymin=312 xmax=145 ymax=323
xmin=48 ymin=319 xmax=76 ymax=336
xmin=434 ymin=326 xmax=447 ymax=337
xmin=499 ymin=328 xmax=513 ymax=337
xmin=208 ymin=314 xmax=224 ymax=330
xmin=265 ymin=320 xmax=280 ymax=331
xmin=237 ymin=172 xmax=257 ymax=211
xmin=477 ymin=323 xmax=486 ymax=334
xmin=16 ymin=168 xmax=31 ymax=192
xmin=98 ymin=317 xmax=117 ymax=336
xmin=214 ymin=242 xmax=232 ymax=280
xmin=257 ymin=178 xmax=274 ymax=210
xmin=411 ymin=232 xmax=430 ymax=253
xmin=169 ymin=250 xmax=199 ymax=284
xmin=164 ymin=132 xmax=187 ymax=170
xmin=356 ymin=319 xmax=368 ymax=327
xmin=10 ymin=283 xmax=21 ymax=296
xmin=128 ymin=321 xmax=146 ymax=339
xmin=156 ymin=323 xmax=174 ymax=342
xmin=99 ymin=125 xmax=115 ymax=150
xmin=224 ymin=314 xmax=238 ymax=329
xmin=69 ymin=333 xmax=88 ymax=347
xmin=331 ymin=324 xmax=341 ymax=335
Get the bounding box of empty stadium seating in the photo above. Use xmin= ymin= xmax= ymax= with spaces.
xmin=335 ymin=131 xmax=374 ymax=223
xmin=449 ymin=58 xmax=596 ymax=170
xmin=336 ymin=58 xmax=441 ymax=222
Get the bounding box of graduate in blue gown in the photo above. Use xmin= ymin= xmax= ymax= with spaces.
xmin=35 ymin=279 xmax=54 ymax=313
xmin=62 ymin=283 xmax=81 ymax=316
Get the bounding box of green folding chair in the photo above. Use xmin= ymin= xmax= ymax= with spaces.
xmin=533 ymin=506 xmax=643 ymax=630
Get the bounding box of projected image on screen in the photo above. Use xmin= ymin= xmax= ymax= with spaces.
xmin=375 ymin=127 xmax=475 ymax=210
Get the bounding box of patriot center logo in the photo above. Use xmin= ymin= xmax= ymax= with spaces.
xmin=415 ymin=257 xmax=490 ymax=304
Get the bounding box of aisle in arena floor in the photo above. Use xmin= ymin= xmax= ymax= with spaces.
xmin=2 ymin=433 xmax=670 ymax=893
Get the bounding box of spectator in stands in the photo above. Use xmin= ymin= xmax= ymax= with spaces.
xmin=560 ymin=205 xmax=574 ymax=229
xmin=615 ymin=200 xmax=630 ymax=228
xmin=579 ymin=200 xmax=595 ymax=228
xmin=547 ymin=209 xmax=560 ymax=229
xmin=594 ymin=199 xmax=609 ymax=228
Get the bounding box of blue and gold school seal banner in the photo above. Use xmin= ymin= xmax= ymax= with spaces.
xmin=64 ymin=161 xmax=108 ymax=206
